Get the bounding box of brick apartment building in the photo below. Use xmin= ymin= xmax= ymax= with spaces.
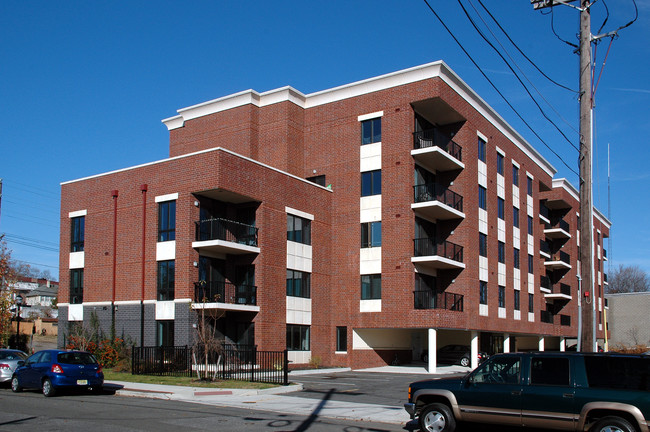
xmin=58 ymin=61 xmax=610 ymax=370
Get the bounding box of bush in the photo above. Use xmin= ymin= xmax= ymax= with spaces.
xmin=8 ymin=334 xmax=28 ymax=352
xmin=66 ymin=336 xmax=130 ymax=369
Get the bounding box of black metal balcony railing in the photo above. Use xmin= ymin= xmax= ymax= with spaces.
xmin=540 ymin=275 xmax=551 ymax=291
xmin=540 ymin=310 xmax=554 ymax=324
xmin=540 ymin=239 xmax=551 ymax=255
xmin=539 ymin=202 xmax=549 ymax=220
xmin=603 ymin=248 xmax=608 ymax=259
xmin=603 ymin=273 xmax=608 ymax=283
xmin=558 ymin=283 xmax=571 ymax=296
xmin=414 ymin=290 xmax=464 ymax=312
xmin=194 ymin=280 xmax=257 ymax=306
xmin=413 ymin=238 xmax=464 ymax=262
xmin=413 ymin=183 xmax=463 ymax=211
xmin=560 ymin=314 xmax=571 ymax=326
xmin=559 ymin=251 xmax=571 ymax=264
xmin=412 ymin=129 xmax=462 ymax=162
xmin=195 ymin=218 xmax=258 ymax=246
xmin=544 ymin=219 xmax=570 ymax=232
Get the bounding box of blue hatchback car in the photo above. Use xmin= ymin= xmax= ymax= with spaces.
xmin=11 ymin=349 xmax=104 ymax=397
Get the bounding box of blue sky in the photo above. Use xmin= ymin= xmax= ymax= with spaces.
xmin=1 ymin=1 xmax=648 ymax=279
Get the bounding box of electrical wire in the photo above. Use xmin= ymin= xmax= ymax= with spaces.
xmin=10 ymin=259 xmax=59 ymax=271
xmin=457 ymin=0 xmax=580 ymax=152
xmin=421 ymin=0 xmax=580 ymax=177
xmin=476 ymin=0 xmax=577 ymax=94
xmin=551 ymin=6 xmax=578 ymax=48
xmin=3 ymin=233 xmax=58 ymax=248
xmin=596 ymin=0 xmax=609 ymax=34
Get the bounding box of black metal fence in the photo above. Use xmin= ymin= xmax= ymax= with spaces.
xmin=132 ymin=345 xmax=288 ymax=385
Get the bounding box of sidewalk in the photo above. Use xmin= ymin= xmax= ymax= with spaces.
xmin=106 ymin=365 xmax=465 ymax=425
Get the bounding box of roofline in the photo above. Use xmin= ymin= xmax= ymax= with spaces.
xmin=552 ymin=178 xmax=611 ymax=228
xmin=60 ymin=147 xmax=333 ymax=193
xmin=162 ymin=61 xmax=557 ymax=178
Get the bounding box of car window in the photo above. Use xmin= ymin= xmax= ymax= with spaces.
xmin=0 ymin=351 xmax=26 ymax=360
xmin=530 ymin=357 xmax=570 ymax=386
xmin=57 ymin=352 xmax=98 ymax=365
xmin=472 ymin=355 xmax=521 ymax=384
xmin=26 ymin=352 xmax=43 ymax=365
xmin=585 ymin=356 xmax=650 ymax=391
xmin=40 ymin=352 xmax=52 ymax=363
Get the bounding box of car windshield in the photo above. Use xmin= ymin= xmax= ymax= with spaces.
xmin=57 ymin=352 xmax=98 ymax=365
xmin=0 ymin=351 xmax=27 ymax=360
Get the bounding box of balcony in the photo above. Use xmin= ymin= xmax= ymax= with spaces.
xmin=544 ymin=219 xmax=571 ymax=240
xmin=412 ymin=238 xmax=465 ymax=270
xmin=414 ymin=290 xmax=464 ymax=311
xmin=603 ymin=273 xmax=608 ymax=285
xmin=539 ymin=240 xmax=551 ymax=259
xmin=193 ymin=218 xmax=260 ymax=256
xmin=603 ymin=248 xmax=608 ymax=261
xmin=194 ymin=280 xmax=258 ymax=311
xmin=540 ymin=310 xmax=554 ymax=324
xmin=411 ymin=129 xmax=464 ymax=173
xmin=544 ymin=282 xmax=572 ymax=301
xmin=544 ymin=250 xmax=572 ymax=271
xmin=412 ymin=183 xmax=465 ymax=221
xmin=560 ymin=314 xmax=571 ymax=326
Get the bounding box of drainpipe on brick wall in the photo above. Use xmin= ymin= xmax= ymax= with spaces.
xmin=111 ymin=189 xmax=119 ymax=341
xmin=140 ymin=184 xmax=147 ymax=347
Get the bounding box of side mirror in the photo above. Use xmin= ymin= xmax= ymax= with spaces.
xmin=17 ymin=360 xmax=25 ymax=367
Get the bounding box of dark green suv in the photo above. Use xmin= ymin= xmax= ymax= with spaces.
xmin=405 ymin=352 xmax=650 ymax=432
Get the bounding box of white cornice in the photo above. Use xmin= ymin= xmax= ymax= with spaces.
xmin=552 ymin=178 xmax=611 ymax=228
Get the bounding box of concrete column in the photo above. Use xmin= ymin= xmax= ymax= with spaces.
xmin=538 ymin=336 xmax=545 ymax=352
xmin=503 ymin=333 xmax=510 ymax=353
xmin=560 ymin=337 xmax=566 ymax=352
xmin=428 ymin=328 xmax=437 ymax=374
xmin=471 ymin=331 xmax=479 ymax=369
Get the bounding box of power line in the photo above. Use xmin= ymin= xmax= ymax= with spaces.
xmin=1 ymin=179 xmax=59 ymax=198
xmin=3 ymin=213 xmax=59 ymax=228
xmin=551 ymin=7 xmax=578 ymax=48
xmin=3 ymin=233 xmax=58 ymax=248
xmin=3 ymin=198 xmax=59 ymax=216
xmin=420 ymin=0 xmax=579 ymax=176
xmin=11 ymin=259 xmax=59 ymax=271
xmin=4 ymin=237 xmax=59 ymax=252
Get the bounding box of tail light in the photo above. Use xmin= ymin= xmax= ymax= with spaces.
xmin=97 ymin=364 xmax=103 ymax=374
xmin=0 ymin=363 xmax=9 ymax=370
xmin=51 ymin=364 xmax=64 ymax=374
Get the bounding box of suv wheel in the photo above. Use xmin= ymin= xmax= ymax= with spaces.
xmin=419 ymin=403 xmax=456 ymax=432
xmin=459 ymin=357 xmax=470 ymax=367
xmin=591 ymin=416 xmax=635 ymax=432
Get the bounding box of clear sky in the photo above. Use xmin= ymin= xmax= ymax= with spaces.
xmin=1 ymin=1 xmax=648 ymax=280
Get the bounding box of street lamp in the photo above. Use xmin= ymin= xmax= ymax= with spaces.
xmin=15 ymin=295 xmax=23 ymax=341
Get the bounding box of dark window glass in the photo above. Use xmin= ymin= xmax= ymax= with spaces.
xmin=514 ymin=248 xmax=520 ymax=269
xmin=361 ymin=222 xmax=382 ymax=248
xmin=157 ymin=321 xmax=174 ymax=347
xmin=286 ymin=269 xmax=311 ymax=298
xmin=361 ymin=118 xmax=381 ymax=145
xmin=157 ymin=260 xmax=175 ymax=301
xmin=497 ymin=153 xmax=504 ymax=175
xmin=514 ymin=290 xmax=520 ymax=311
xmin=527 ymin=177 xmax=533 ymax=196
xmin=287 ymin=214 xmax=311 ymax=245
xmin=480 ymin=281 xmax=488 ymax=305
xmin=361 ymin=274 xmax=381 ymax=300
xmin=528 ymin=293 xmax=534 ymax=313
xmin=306 ymin=175 xmax=326 ymax=186
xmin=70 ymin=269 xmax=84 ymax=304
xmin=530 ymin=357 xmax=570 ymax=386
xmin=498 ymin=286 xmax=505 ymax=308
xmin=585 ymin=357 xmax=650 ymax=390
xmin=286 ymin=324 xmax=310 ymax=351
xmin=361 ymin=170 xmax=381 ymax=196
xmin=528 ymin=254 xmax=534 ymax=274
xmin=528 ymin=216 xmax=533 ymax=235
xmin=513 ymin=207 xmax=520 ymax=228
xmin=513 ymin=165 xmax=519 ymax=186
xmin=478 ymin=137 xmax=486 ymax=162
xmin=158 ymin=201 xmax=176 ymax=242
xmin=498 ymin=241 xmax=505 ymax=263
xmin=479 ymin=233 xmax=488 ymax=257
xmin=472 ymin=355 xmax=521 ymax=385
xmin=479 ymin=186 xmax=487 ymax=210
xmin=498 ymin=198 xmax=505 ymax=220
xmin=71 ymin=216 xmax=85 ymax=252
xmin=336 ymin=326 xmax=347 ymax=352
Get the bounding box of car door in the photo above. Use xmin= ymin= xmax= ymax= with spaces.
xmin=20 ymin=352 xmax=43 ymax=388
xmin=521 ymin=355 xmax=576 ymax=430
xmin=32 ymin=351 xmax=53 ymax=384
xmin=455 ymin=354 xmax=523 ymax=427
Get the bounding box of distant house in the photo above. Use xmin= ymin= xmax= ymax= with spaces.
xmin=11 ymin=277 xmax=59 ymax=319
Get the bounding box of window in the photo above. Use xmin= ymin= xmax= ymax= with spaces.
xmin=71 ymin=216 xmax=85 ymax=252
xmin=361 ymin=118 xmax=381 ymax=145
xmin=361 ymin=170 xmax=381 ymax=196
xmin=157 ymin=321 xmax=174 ymax=347
xmin=527 ymin=177 xmax=533 ymax=196
xmin=478 ymin=137 xmax=486 ymax=162
xmin=528 ymin=254 xmax=534 ymax=274
xmin=498 ymin=241 xmax=505 ymax=263
xmin=472 ymin=355 xmax=521 ymax=385
xmin=514 ymin=290 xmax=520 ymax=311
xmin=499 ymin=285 xmax=505 ymax=308
xmin=528 ymin=216 xmax=534 ymax=235
xmin=513 ymin=164 xmax=519 ymax=186
xmin=530 ymin=357 xmax=570 ymax=386
xmin=70 ymin=269 xmax=84 ymax=304
xmin=157 ymin=260 xmax=175 ymax=301
xmin=361 ymin=222 xmax=382 ymax=248
xmin=497 ymin=153 xmax=504 ymax=175
xmin=498 ymin=198 xmax=505 ymax=220
xmin=480 ymin=281 xmax=488 ymax=305
xmin=286 ymin=324 xmax=310 ymax=351
xmin=158 ymin=201 xmax=176 ymax=242
xmin=528 ymin=293 xmax=534 ymax=313
xmin=306 ymin=175 xmax=326 ymax=186
xmin=513 ymin=207 xmax=520 ymax=228
xmin=336 ymin=326 xmax=347 ymax=352
xmin=479 ymin=233 xmax=488 ymax=257
xmin=361 ymin=274 xmax=381 ymax=300
xmin=479 ymin=186 xmax=487 ymax=210
xmin=514 ymin=248 xmax=520 ymax=269
xmin=286 ymin=269 xmax=311 ymax=298
xmin=287 ymin=214 xmax=311 ymax=245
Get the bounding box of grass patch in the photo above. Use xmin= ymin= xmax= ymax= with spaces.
xmin=102 ymin=369 xmax=278 ymax=389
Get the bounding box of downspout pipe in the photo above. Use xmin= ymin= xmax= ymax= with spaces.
xmin=111 ymin=190 xmax=119 ymax=340
xmin=140 ymin=184 xmax=147 ymax=347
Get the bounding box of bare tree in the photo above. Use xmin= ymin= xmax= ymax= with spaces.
xmin=606 ymin=264 xmax=650 ymax=294
xmin=0 ymin=236 xmax=18 ymax=347
xmin=193 ymin=284 xmax=225 ymax=380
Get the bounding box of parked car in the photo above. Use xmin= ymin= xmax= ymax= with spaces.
xmin=0 ymin=349 xmax=28 ymax=385
xmin=420 ymin=345 xmax=488 ymax=367
xmin=11 ymin=349 xmax=103 ymax=397
xmin=406 ymin=351 xmax=650 ymax=432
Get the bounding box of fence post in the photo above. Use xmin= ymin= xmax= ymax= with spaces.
xmin=283 ymin=349 xmax=289 ymax=385
xmin=250 ymin=345 xmax=256 ymax=382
